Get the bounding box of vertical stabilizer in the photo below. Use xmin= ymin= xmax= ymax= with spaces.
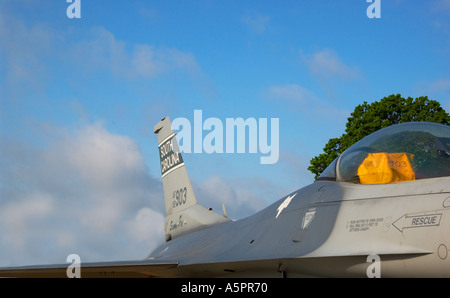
xmin=154 ymin=117 xmax=229 ymax=241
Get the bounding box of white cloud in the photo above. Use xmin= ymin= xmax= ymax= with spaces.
xmin=427 ymin=78 xmax=450 ymax=93
xmin=0 ymin=123 xmax=165 ymax=266
xmin=278 ymin=149 xmax=315 ymax=186
xmin=432 ymin=0 xmax=450 ymax=12
xmin=0 ymin=121 xmax=286 ymax=266
xmin=417 ymin=77 xmax=450 ymax=112
xmin=0 ymin=12 xmax=54 ymax=100
xmin=194 ymin=175 xmax=268 ymax=220
xmin=72 ymin=27 xmax=200 ymax=79
xmin=0 ymin=192 xmax=54 ymax=251
xmin=301 ymin=49 xmax=360 ymax=81
xmin=0 ymin=13 xmax=202 ymax=103
xmin=242 ymin=14 xmax=271 ymax=35
xmin=126 ymin=208 xmax=165 ymax=244
xmin=266 ymin=84 xmax=316 ymax=107
xmin=265 ymin=83 xmax=349 ymax=120
xmin=62 ymin=123 xmax=147 ymax=189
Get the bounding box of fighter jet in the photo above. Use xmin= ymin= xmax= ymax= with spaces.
xmin=1 ymin=118 xmax=449 ymax=277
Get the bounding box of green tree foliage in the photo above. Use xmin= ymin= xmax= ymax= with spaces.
xmin=308 ymin=94 xmax=450 ymax=179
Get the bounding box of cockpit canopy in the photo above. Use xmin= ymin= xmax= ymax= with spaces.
xmin=318 ymin=122 xmax=450 ymax=184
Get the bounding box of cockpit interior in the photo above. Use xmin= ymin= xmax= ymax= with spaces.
xmin=317 ymin=122 xmax=450 ymax=184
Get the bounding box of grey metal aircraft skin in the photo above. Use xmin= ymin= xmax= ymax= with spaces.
xmin=1 ymin=119 xmax=449 ymax=277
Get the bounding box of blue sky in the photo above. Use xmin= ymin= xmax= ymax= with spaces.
xmin=0 ymin=0 xmax=449 ymax=267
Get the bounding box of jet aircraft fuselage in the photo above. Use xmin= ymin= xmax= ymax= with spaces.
xmin=147 ymin=176 xmax=450 ymax=277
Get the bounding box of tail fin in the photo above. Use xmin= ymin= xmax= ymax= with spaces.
xmin=154 ymin=117 xmax=229 ymax=241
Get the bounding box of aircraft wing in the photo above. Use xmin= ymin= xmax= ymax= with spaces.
xmin=0 ymin=259 xmax=179 ymax=278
